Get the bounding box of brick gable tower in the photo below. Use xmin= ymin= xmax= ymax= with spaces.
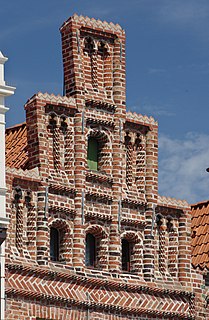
xmin=4 ymin=14 xmax=207 ymax=320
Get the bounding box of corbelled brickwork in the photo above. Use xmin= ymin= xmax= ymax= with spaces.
xmin=4 ymin=14 xmax=209 ymax=320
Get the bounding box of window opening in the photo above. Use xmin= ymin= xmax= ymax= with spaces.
xmin=122 ymin=239 xmax=130 ymax=272
xmin=85 ymin=233 xmax=96 ymax=267
xmin=204 ymin=273 xmax=209 ymax=287
xmin=50 ymin=227 xmax=59 ymax=261
xmin=87 ymin=137 xmax=98 ymax=171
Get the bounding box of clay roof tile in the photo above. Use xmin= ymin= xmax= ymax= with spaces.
xmin=5 ymin=122 xmax=28 ymax=169
xmin=191 ymin=201 xmax=209 ymax=269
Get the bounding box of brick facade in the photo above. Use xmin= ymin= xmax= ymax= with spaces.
xmin=5 ymin=14 xmax=209 ymax=319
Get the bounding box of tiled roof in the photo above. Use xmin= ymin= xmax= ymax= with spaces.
xmin=191 ymin=200 xmax=209 ymax=269
xmin=6 ymin=122 xmax=28 ymax=169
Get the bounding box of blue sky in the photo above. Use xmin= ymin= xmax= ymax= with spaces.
xmin=2 ymin=0 xmax=209 ymax=203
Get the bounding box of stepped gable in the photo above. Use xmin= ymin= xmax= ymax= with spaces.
xmin=126 ymin=111 xmax=157 ymax=128
xmin=158 ymin=195 xmax=189 ymax=209
xmin=6 ymin=122 xmax=28 ymax=169
xmin=191 ymin=200 xmax=209 ymax=269
xmin=24 ymin=92 xmax=76 ymax=108
xmin=60 ymin=13 xmax=124 ymax=35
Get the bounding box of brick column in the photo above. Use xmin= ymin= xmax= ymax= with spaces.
xmin=178 ymin=209 xmax=191 ymax=288
xmin=109 ymin=35 xmax=126 ymax=272
xmin=143 ymin=125 xmax=158 ymax=281
xmin=36 ymin=185 xmax=49 ymax=265
xmin=72 ymin=111 xmax=86 ymax=269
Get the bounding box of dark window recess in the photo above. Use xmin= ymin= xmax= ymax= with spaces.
xmin=85 ymin=233 xmax=96 ymax=267
xmin=204 ymin=273 xmax=209 ymax=287
xmin=122 ymin=239 xmax=130 ymax=272
xmin=87 ymin=138 xmax=98 ymax=171
xmin=50 ymin=227 xmax=59 ymax=261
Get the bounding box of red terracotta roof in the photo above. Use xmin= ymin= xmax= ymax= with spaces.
xmin=6 ymin=122 xmax=29 ymax=169
xmin=191 ymin=200 xmax=209 ymax=269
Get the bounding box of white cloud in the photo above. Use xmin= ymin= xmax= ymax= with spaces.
xmin=130 ymin=104 xmax=175 ymax=117
xmin=158 ymin=0 xmax=209 ymax=24
xmin=159 ymin=132 xmax=209 ymax=203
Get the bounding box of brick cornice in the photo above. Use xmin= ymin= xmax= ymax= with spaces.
xmin=85 ymin=211 xmax=112 ymax=221
xmin=86 ymin=171 xmax=113 ymax=184
xmin=48 ymin=183 xmax=76 ymax=195
xmin=121 ymin=217 xmax=146 ymax=227
xmin=85 ymin=99 xmax=116 ymax=113
xmin=86 ymin=190 xmax=113 ymax=202
xmin=48 ymin=205 xmax=76 ymax=216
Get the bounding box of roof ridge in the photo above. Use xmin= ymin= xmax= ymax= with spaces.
xmin=6 ymin=122 xmax=26 ymax=131
xmin=191 ymin=199 xmax=209 ymax=208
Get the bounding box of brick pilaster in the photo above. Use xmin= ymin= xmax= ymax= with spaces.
xmin=143 ymin=125 xmax=158 ymax=281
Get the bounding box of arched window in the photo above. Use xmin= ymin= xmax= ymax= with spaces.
xmin=122 ymin=239 xmax=130 ymax=272
xmin=50 ymin=227 xmax=59 ymax=261
xmin=85 ymin=233 xmax=96 ymax=267
xmin=87 ymin=137 xmax=98 ymax=171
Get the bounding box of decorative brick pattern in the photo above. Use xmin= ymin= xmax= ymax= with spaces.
xmin=4 ymin=13 xmax=208 ymax=320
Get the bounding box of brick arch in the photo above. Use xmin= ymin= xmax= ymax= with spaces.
xmin=121 ymin=230 xmax=141 ymax=243
xmin=85 ymin=224 xmax=108 ymax=270
xmin=97 ymin=40 xmax=110 ymax=52
xmin=87 ymin=128 xmax=111 ymax=144
xmin=121 ymin=231 xmax=143 ymax=275
xmin=60 ymin=114 xmax=69 ymax=127
xmin=82 ymin=36 xmax=97 ymax=88
xmin=49 ymin=219 xmax=73 ymax=264
xmin=82 ymin=36 xmax=96 ymax=50
xmin=85 ymin=224 xmax=108 ymax=239
xmin=48 ymin=111 xmax=58 ymax=125
xmin=49 ymin=218 xmax=71 ymax=232
xmin=86 ymin=128 xmax=112 ymax=175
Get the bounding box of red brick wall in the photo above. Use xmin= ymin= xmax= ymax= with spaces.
xmin=5 ymin=14 xmax=207 ymax=320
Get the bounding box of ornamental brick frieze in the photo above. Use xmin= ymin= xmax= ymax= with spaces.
xmin=86 ymin=116 xmax=115 ymax=128
xmin=45 ymin=104 xmax=76 ymax=117
xmin=48 ymin=205 xmax=76 ymax=217
xmin=85 ymin=107 xmax=115 ymax=126
xmin=86 ymin=171 xmax=113 ymax=185
xmin=121 ymin=218 xmax=146 ymax=228
xmin=80 ymin=27 xmax=116 ymax=42
xmin=85 ymin=99 xmax=116 ymax=113
xmin=124 ymin=122 xmax=149 ymax=135
xmin=86 ymin=190 xmax=113 ymax=202
xmin=126 ymin=111 xmax=157 ymax=129
xmin=25 ymin=92 xmax=77 ymax=109
xmin=85 ymin=210 xmax=112 ymax=222
xmin=6 ymin=265 xmax=195 ymax=319
xmin=49 ymin=183 xmax=76 ymax=195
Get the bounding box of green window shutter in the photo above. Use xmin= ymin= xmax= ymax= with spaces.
xmin=87 ymin=138 xmax=98 ymax=170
